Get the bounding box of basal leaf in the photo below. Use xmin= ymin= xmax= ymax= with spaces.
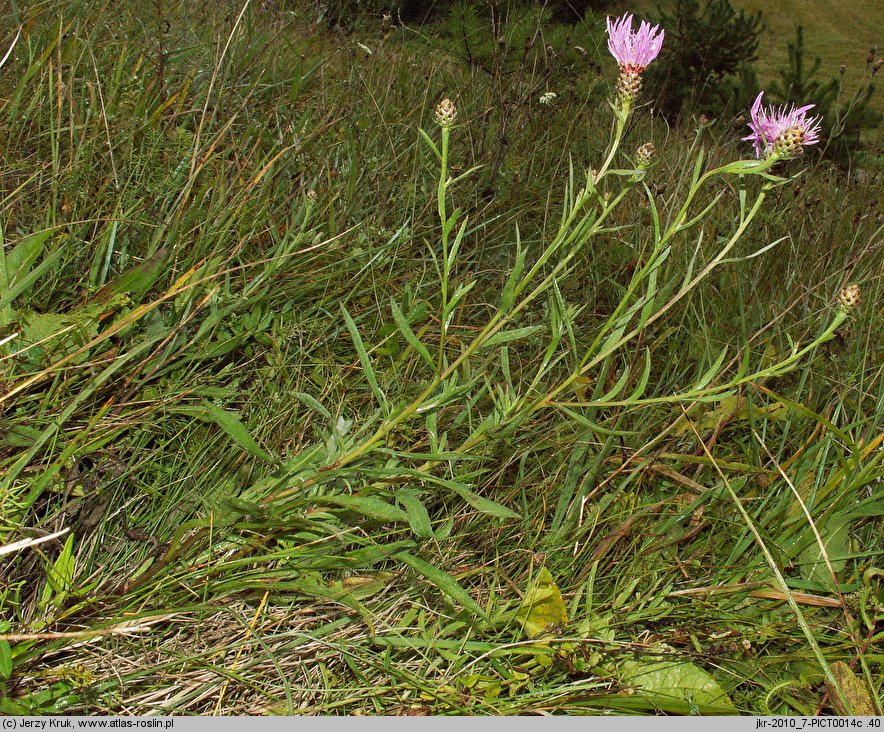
xmin=799 ymin=520 xmax=851 ymax=592
xmin=827 ymin=661 xmax=877 ymax=716
xmin=620 ymin=658 xmax=736 ymax=714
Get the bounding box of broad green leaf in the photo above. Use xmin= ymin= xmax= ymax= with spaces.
xmin=3 ymin=230 xmax=53 ymax=288
xmin=316 ymin=495 xmax=409 ymax=523
xmin=175 ymin=402 xmax=273 ymax=462
xmin=399 ymin=551 xmax=486 ymax=617
xmin=515 ymin=567 xmax=569 ymax=638
xmin=0 ymin=238 xmax=66 ymax=315
xmin=799 ymin=521 xmax=851 ymax=591
xmin=99 ymin=247 xmax=168 ymax=299
xmin=620 ymin=658 xmax=736 ymax=714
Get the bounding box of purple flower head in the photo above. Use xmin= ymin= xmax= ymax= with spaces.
xmin=606 ymin=13 xmax=665 ymax=72
xmin=743 ymin=91 xmax=823 ymax=159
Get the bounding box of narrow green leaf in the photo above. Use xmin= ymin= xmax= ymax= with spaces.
xmin=175 ymin=402 xmax=273 ymax=461
xmin=558 ymin=407 xmax=636 ymax=436
xmin=390 ymin=299 xmax=434 ymax=368
xmin=418 ymin=128 xmax=440 ymax=160
xmin=39 ymin=534 xmax=75 ymax=610
xmin=397 ymin=491 xmax=434 ymax=538
xmin=443 ymin=280 xmax=476 ymax=326
xmin=341 ymin=305 xmax=388 ymax=409
xmin=399 ymin=551 xmax=486 ymax=617
xmin=596 ymin=363 xmax=631 ymax=403
xmin=447 ymin=217 xmax=469 ymax=271
xmin=696 ymin=346 xmax=728 ymax=390
xmin=626 ymin=349 xmax=652 ymax=402
xmin=292 ymin=392 xmax=332 ymax=421
xmin=316 ymin=494 xmax=409 ymax=523
xmin=98 ymin=247 xmax=168 ymax=299
xmin=432 ymin=477 xmax=520 ymax=519
xmin=0 ymin=641 xmax=11 ymax=680
xmin=481 ymin=326 xmax=544 ymax=350
xmin=500 ymin=231 xmax=526 ymax=312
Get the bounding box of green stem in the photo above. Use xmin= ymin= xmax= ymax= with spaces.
xmin=596 ymin=111 xmax=627 ymax=182
xmin=538 ymin=182 xmax=772 ymax=411
xmin=438 ymin=125 xmax=450 ymax=372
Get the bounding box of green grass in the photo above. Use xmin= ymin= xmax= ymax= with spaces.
xmin=0 ymin=0 xmax=882 ymax=716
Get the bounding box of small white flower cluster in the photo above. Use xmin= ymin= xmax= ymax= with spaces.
xmin=539 ymin=91 xmax=558 ymax=106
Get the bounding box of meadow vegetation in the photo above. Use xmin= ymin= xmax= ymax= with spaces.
xmin=0 ymin=0 xmax=881 ymax=716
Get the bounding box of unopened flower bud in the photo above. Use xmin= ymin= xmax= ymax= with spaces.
xmin=381 ymin=12 xmax=393 ymax=38
xmin=636 ymin=142 xmax=655 ymax=168
xmin=434 ymin=98 xmax=457 ymax=128
xmin=838 ymin=284 xmax=861 ymax=313
xmin=773 ymin=124 xmax=807 ymax=159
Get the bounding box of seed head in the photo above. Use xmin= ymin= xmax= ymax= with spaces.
xmin=838 ymin=284 xmax=861 ymax=313
xmin=306 ymin=189 xmax=317 ymax=204
xmin=839 ymin=64 xmax=846 ymax=75
xmin=434 ymin=98 xmax=457 ymax=128
xmin=873 ymin=59 xmax=884 ymax=76
xmin=636 ymin=142 xmax=655 ymax=168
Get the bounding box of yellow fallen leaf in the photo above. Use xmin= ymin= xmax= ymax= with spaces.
xmin=515 ymin=567 xmax=568 ymax=639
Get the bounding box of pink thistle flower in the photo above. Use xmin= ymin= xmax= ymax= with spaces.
xmin=606 ymin=13 xmax=665 ymax=73
xmin=743 ymin=91 xmax=823 ymax=159
xmin=606 ymin=14 xmax=664 ymax=107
